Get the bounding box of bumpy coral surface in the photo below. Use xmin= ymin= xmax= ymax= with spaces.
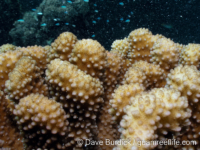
xmin=0 ymin=91 xmax=23 ymax=150
xmin=97 ymin=101 xmax=120 ymax=150
xmin=110 ymin=83 xmax=145 ymax=122
xmin=0 ymin=50 xmax=23 ymax=90
xmin=1 ymin=28 xmax=200 ymax=150
xmin=46 ymin=59 xmax=104 ymax=111
xmin=46 ymin=59 xmax=104 ymax=148
xmin=104 ymin=52 xmax=122 ymax=100
xmin=116 ymin=88 xmax=191 ymax=150
xmin=123 ymin=66 xmax=147 ymax=86
xmin=179 ymin=43 xmax=200 ymax=68
xmin=18 ymin=46 xmax=49 ymax=72
xmin=150 ymin=37 xmax=180 ymax=72
xmin=49 ymin=32 xmax=78 ymax=61
xmin=127 ymin=28 xmax=156 ymax=63
xmin=13 ymin=94 xmax=69 ymax=149
xmin=0 ymin=44 xmax=16 ymax=53
xmin=5 ymin=57 xmax=48 ymax=104
xmin=70 ymin=39 xmax=107 ymax=79
xmin=165 ymin=65 xmax=200 ymax=149
xmin=166 ymin=65 xmax=200 ymax=105
xmin=132 ymin=61 xmax=166 ymax=88
xmin=111 ymin=38 xmax=129 ymax=58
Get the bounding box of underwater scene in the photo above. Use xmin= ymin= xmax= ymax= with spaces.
xmin=0 ymin=0 xmax=200 ymax=149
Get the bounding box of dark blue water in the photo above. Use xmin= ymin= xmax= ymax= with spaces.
xmin=0 ymin=0 xmax=200 ymax=49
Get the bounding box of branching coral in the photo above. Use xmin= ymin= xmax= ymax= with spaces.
xmin=165 ymin=65 xmax=200 ymax=149
xmin=111 ymin=38 xmax=129 ymax=58
xmin=110 ymin=83 xmax=145 ymax=122
xmin=48 ymin=32 xmax=78 ymax=62
xmin=150 ymin=37 xmax=180 ymax=72
xmin=132 ymin=61 xmax=166 ymax=88
xmin=1 ymin=28 xmax=200 ymax=150
xmin=0 ymin=90 xmax=24 ymax=150
xmin=116 ymin=88 xmax=191 ymax=150
xmin=123 ymin=66 xmax=147 ymax=86
xmin=0 ymin=50 xmax=23 ymax=91
xmin=18 ymin=46 xmax=49 ymax=73
xmin=69 ymin=39 xmax=107 ymax=80
xmin=45 ymin=58 xmax=104 ymax=148
xmin=13 ymin=94 xmax=69 ymax=149
xmin=103 ymin=51 xmax=123 ymax=100
xmin=0 ymin=44 xmax=16 ymax=53
xmin=179 ymin=43 xmax=200 ymax=68
xmin=127 ymin=28 xmax=158 ymax=63
xmin=5 ymin=57 xmax=48 ymax=107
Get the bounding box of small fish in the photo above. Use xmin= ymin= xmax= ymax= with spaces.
xmin=37 ymin=12 xmax=43 ymax=15
xmin=67 ymin=1 xmax=72 ymax=4
xmin=41 ymin=23 xmax=47 ymax=27
xmin=64 ymin=11 xmax=68 ymax=14
xmin=91 ymin=34 xmax=95 ymax=37
xmin=120 ymin=18 xmax=123 ymax=21
xmin=54 ymin=19 xmax=58 ymax=21
xmin=131 ymin=11 xmax=133 ymax=15
xmin=94 ymin=10 xmax=98 ymax=13
xmin=17 ymin=19 xmax=24 ymax=22
xmin=32 ymin=9 xmax=36 ymax=11
xmin=55 ymin=23 xmax=60 ymax=26
xmin=61 ymin=6 xmax=66 ymax=8
xmin=125 ymin=19 xmax=130 ymax=22
xmin=119 ymin=2 xmax=124 ymax=5
xmin=65 ymin=23 xmax=69 ymax=25
xmin=107 ymin=20 xmax=109 ymax=23
xmin=161 ymin=23 xmax=173 ymax=29
xmin=72 ymin=24 xmax=76 ymax=27
xmin=84 ymin=0 xmax=89 ymax=2
xmin=94 ymin=4 xmax=97 ymax=6
xmin=92 ymin=21 xmax=97 ymax=24
xmin=97 ymin=17 xmax=101 ymax=20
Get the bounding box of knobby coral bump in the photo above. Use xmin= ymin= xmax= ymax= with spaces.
xmin=0 ymin=28 xmax=200 ymax=150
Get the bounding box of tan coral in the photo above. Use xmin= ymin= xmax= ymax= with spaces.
xmin=46 ymin=59 xmax=104 ymax=111
xmin=118 ymin=58 xmax=132 ymax=84
xmin=0 ymin=44 xmax=16 ymax=53
xmin=123 ymin=66 xmax=147 ymax=87
xmin=149 ymin=88 xmax=191 ymax=134
xmin=0 ymin=50 xmax=23 ymax=91
xmin=104 ymin=51 xmax=122 ymax=101
xmin=111 ymin=38 xmax=129 ymax=58
xmin=110 ymin=83 xmax=145 ymax=123
xmin=13 ymin=94 xmax=69 ymax=149
xmin=132 ymin=61 xmax=166 ymax=88
xmin=46 ymin=59 xmax=104 ymax=148
xmin=118 ymin=92 xmax=163 ymax=150
xmin=18 ymin=45 xmax=49 ymax=72
xmin=48 ymin=32 xmax=78 ymax=62
xmin=179 ymin=44 xmax=200 ymax=69
xmin=69 ymin=39 xmax=107 ymax=79
xmin=0 ymin=91 xmax=24 ymax=150
xmin=127 ymin=28 xmax=158 ymax=63
xmin=165 ymin=65 xmax=200 ymax=149
xmin=110 ymin=51 xmax=131 ymax=85
xmin=165 ymin=65 xmax=200 ymax=105
xmin=5 ymin=57 xmax=48 ymax=106
xmin=150 ymin=37 xmax=180 ymax=72
xmin=97 ymin=101 xmax=120 ymax=150
xmin=115 ymin=88 xmax=190 ymax=150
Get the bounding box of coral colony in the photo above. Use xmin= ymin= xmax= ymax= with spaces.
xmin=1 ymin=28 xmax=200 ymax=150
